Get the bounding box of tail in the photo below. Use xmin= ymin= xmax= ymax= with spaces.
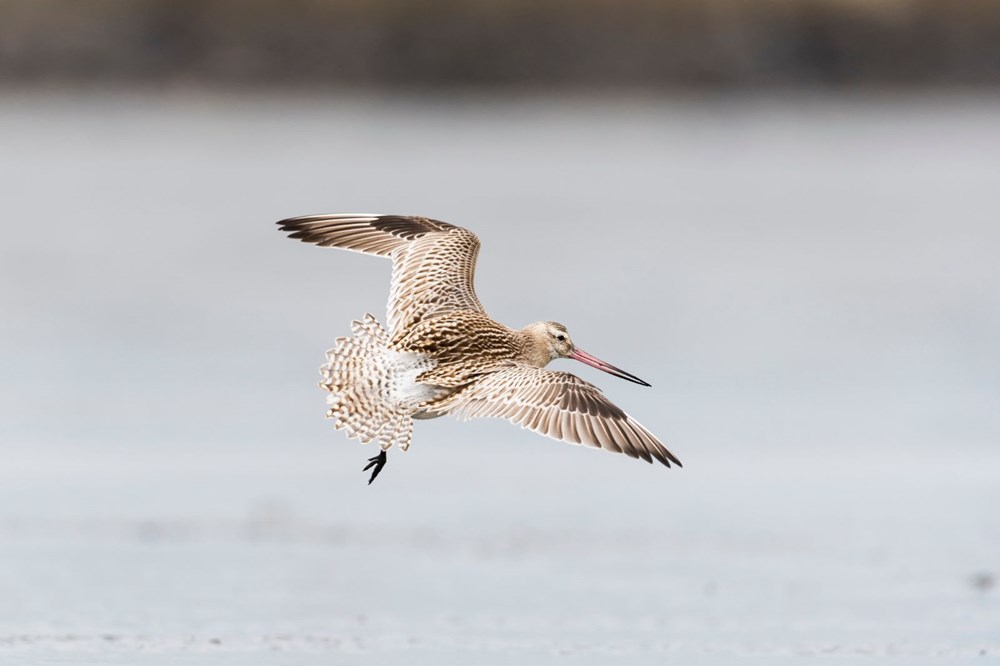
xmin=319 ymin=314 xmax=414 ymax=451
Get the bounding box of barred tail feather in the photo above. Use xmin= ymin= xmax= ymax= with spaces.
xmin=320 ymin=313 xmax=414 ymax=451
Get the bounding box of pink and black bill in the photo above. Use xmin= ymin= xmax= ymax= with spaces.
xmin=569 ymin=349 xmax=652 ymax=387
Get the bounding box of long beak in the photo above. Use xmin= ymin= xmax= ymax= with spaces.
xmin=568 ymin=348 xmax=651 ymax=387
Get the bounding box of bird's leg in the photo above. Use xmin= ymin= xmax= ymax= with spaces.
xmin=363 ymin=449 xmax=387 ymax=485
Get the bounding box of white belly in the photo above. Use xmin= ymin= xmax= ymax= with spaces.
xmin=385 ymin=350 xmax=452 ymax=413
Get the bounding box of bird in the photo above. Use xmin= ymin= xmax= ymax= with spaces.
xmin=278 ymin=214 xmax=680 ymax=483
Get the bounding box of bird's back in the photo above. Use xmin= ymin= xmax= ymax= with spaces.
xmin=393 ymin=311 xmax=524 ymax=388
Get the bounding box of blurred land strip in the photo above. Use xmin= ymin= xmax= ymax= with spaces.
xmin=1 ymin=0 xmax=998 ymax=89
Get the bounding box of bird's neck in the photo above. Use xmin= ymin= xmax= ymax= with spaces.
xmin=516 ymin=327 xmax=554 ymax=368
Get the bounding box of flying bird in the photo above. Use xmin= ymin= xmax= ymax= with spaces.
xmin=278 ymin=214 xmax=680 ymax=483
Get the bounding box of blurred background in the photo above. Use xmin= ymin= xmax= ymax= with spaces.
xmin=1 ymin=1 xmax=998 ymax=662
xmin=2 ymin=0 xmax=1000 ymax=89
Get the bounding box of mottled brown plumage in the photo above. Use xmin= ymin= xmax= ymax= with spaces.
xmin=278 ymin=213 xmax=680 ymax=474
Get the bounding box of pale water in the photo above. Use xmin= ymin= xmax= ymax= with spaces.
xmin=0 ymin=91 xmax=998 ymax=663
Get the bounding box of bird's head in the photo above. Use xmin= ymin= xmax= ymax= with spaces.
xmin=520 ymin=321 xmax=651 ymax=387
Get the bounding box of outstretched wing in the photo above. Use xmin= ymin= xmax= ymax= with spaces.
xmin=439 ymin=364 xmax=681 ymax=467
xmin=278 ymin=214 xmax=485 ymax=337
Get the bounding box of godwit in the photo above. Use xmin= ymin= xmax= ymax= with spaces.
xmin=278 ymin=214 xmax=680 ymax=483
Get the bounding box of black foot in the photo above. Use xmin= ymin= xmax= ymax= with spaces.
xmin=363 ymin=450 xmax=387 ymax=485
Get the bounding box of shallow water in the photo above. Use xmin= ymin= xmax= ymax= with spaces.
xmin=0 ymin=91 xmax=998 ymax=662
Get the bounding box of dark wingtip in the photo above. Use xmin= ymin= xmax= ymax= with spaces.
xmin=276 ymin=218 xmax=319 ymax=244
xmin=276 ymin=218 xmax=302 ymax=232
xmin=651 ymin=447 xmax=682 ymax=468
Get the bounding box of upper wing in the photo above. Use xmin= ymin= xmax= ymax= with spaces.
xmin=439 ymin=364 xmax=681 ymax=467
xmin=278 ymin=214 xmax=485 ymax=337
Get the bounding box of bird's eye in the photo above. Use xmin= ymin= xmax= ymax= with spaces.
xmin=556 ymin=334 xmax=566 ymax=342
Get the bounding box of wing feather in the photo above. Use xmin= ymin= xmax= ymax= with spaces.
xmin=278 ymin=214 xmax=484 ymax=337
xmin=442 ymin=364 xmax=681 ymax=468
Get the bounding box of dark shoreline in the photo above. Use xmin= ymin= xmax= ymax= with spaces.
xmin=2 ymin=0 xmax=998 ymax=90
